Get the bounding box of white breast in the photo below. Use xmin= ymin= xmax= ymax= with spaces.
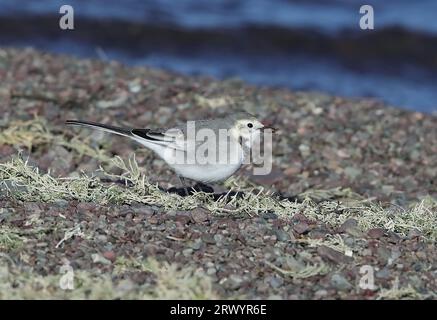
xmin=137 ymin=137 xmax=244 ymax=183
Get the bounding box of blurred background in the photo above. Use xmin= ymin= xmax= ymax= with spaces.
xmin=1 ymin=0 xmax=436 ymax=113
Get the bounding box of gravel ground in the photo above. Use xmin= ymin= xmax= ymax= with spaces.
xmin=0 ymin=48 xmax=436 ymax=299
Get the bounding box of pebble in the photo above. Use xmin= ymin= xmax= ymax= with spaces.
xmin=54 ymin=199 xmax=69 ymax=208
xmin=226 ymin=274 xmax=244 ymax=290
xmin=274 ymin=229 xmax=290 ymax=242
xmin=103 ymin=251 xmax=116 ymax=262
xmin=298 ymin=144 xmax=311 ymax=158
xmin=191 ymin=207 xmax=210 ymax=223
xmin=330 ymin=274 xmax=353 ymax=291
xmin=317 ymin=245 xmax=353 ymax=264
xmin=314 ymin=289 xmax=328 ymax=298
xmin=91 ymin=253 xmax=111 ymax=265
xmin=339 ymin=219 xmax=364 ymax=237
xmin=293 ymin=222 xmax=310 ymax=234
xmin=268 ymin=276 xmax=284 ymax=289
xmin=182 ymin=248 xmax=193 ymax=257
xmin=376 ymin=268 xmax=391 ymax=279
xmin=96 ymin=235 xmax=108 ymax=242
xmin=189 ymin=239 xmax=203 ymax=250
xmin=367 ymin=228 xmax=385 ymax=239
xmin=206 ymin=267 xmax=216 ymax=275
xmin=377 ymin=247 xmax=391 ymax=264
xmin=214 ymin=234 xmax=224 ymax=243
xmin=201 ymin=234 xmax=216 ymax=244
xmin=408 ymin=229 xmax=422 ymax=238
xmin=262 ymin=212 xmax=278 ymax=220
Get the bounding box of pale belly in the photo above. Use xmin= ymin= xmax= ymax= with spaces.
xmin=138 ymin=135 xmax=245 ymax=183
xmin=171 ymin=162 xmax=243 ymax=183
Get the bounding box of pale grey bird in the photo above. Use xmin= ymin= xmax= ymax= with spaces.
xmin=66 ymin=112 xmax=275 ymax=194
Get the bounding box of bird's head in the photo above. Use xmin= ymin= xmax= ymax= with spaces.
xmin=227 ymin=111 xmax=276 ymax=147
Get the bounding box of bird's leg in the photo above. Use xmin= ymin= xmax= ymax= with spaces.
xmin=178 ymin=175 xmax=189 ymax=196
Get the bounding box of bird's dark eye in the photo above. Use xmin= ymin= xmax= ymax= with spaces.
xmin=247 ymin=123 xmax=253 ymax=128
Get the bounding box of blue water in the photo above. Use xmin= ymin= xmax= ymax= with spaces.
xmin=1 ymin=0 xmax=437 ymax=113
xmin=3 ymin=0 xmax=437 ymax=33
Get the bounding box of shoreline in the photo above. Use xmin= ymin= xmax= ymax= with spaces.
xmin=2 ymin=15 xmax=437 ymax=112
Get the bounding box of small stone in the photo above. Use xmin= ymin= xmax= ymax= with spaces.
xmin=91 ymin=253 xmax=111 ymax=265
xmin=116 ymin=279 xmax=135 ymax=293
xmin=189 ymin=239 xmax=203 ymax=250
xmin=346 ymin=227 xmax=365 ymax=238
xmin=293 ymin=222 xmax=310 ymax=234
xmin=308 ymin=228 xmax=329 ymax=239
xmin=314 ymin=289 xmax=328 ymax=298
xmin=149 ymin=216 xmax=159 ymax=224
xmin=367 ymin=228 xmax=385 ymax=239
xmin=226 ymin=274 xmax=244 ymax=290
xmin=103 ymin=251 xmax=116 ymax=262
xmin=182 ymin=248 xmax=193 ymax=256
xmin=96 ymin=234 xmax=108 ymax=242
xmin=375 ymin=268 xmax=391 ymax=279
xmin=312 ymin=107 xmax=324 ymax=115
xmin=213 ymin=234 xmax=224 ymax=243
xmin=408 ymin=229 xmax=421 ymax=239
xmin=54 ymin=199 xmax=69 ymax=208
xmin=262 ymin=212 xmax=278 ymax=220
xmin=201 ymin=234 xmax=216 ymax=244
xmin=206 ymin=267 xmax=216 ymax=275
xmin=298 ymin=144 xmax=311 ymax=158
xmin=317 ymin=245 xmax=353 ymax=264
xmin=268 ymin=276 xmax=284 ymax=289
xmin=330 ymin=274 xmax=352 ymax=291
xmin=24 ymin=202 xmax=43 ymax=215
xmin=274 ymin=229 xmax=290 ymax=242
xmin=249 ymin=167 xmax=284 ymax=185
xmin=39 ymin=146 xmax=73 ymax=176
xmin=191 ymin=207 xmax=210 ymax=223
xmin=339 ymin=218 xmax=358 ymax=232
xmin=284 ymin=165 xmax=302 ymax=176
xmin=344 ymin=166 xmax=362 ymax=181
xmin=377 ymin=247 xmax=391 ymax=264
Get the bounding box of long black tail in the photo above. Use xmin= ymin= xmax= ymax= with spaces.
xmin=65 ymin=120 xmax=132 ymax=137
